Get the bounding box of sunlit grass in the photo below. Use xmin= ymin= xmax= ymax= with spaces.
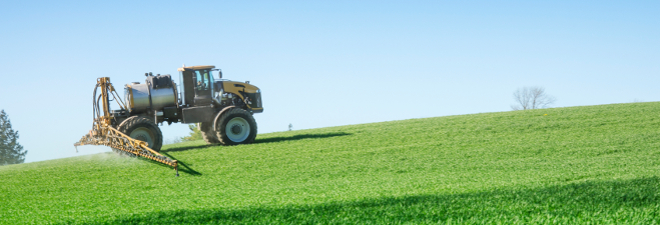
xmin=1 ymin=102 xmax=660 ymax=224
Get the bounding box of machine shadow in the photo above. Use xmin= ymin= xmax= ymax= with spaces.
xmin=253 ymin=132 xmax=352 ymax=144
xmin=162 ymin=132 xmax=351 ymax=152
xmin=96 ymin=176 xmax=660 ymax=224
xmin=159 ymin=152 xmax=202 ymax=176
xmin=162 ymin=144 xmax=216 ymax=153
xmin=135 ymin=151 xmax=201 ymax=176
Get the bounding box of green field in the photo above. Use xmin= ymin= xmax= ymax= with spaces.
xmin=2 ymin=102 xmax=660 ymax=224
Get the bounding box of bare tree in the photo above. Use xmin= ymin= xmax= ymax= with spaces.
xmin=511 ymin=86 xmax=556 ymax=110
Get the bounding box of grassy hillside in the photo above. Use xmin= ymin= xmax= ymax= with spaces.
xmin=2 ymin=102 xmax=660 ymax=224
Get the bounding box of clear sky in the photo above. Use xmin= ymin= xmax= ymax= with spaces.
xmin=1 ymin=1 xmax=658 ymax=163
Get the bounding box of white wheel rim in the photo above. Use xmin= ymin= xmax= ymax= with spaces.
xmin=226 ymin=117 xmax=250 ymax=142
xmin=130 ymin=127 xmax=154 ymax=148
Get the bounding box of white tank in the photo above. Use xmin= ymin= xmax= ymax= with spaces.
xmin=124 ymin=75 xmax=177 ymax=113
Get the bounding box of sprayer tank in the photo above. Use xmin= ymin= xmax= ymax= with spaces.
xmin=124 ymin=75 xmax=177 ymax=113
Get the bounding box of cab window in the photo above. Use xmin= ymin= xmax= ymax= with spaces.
xmin=195 ymin=70 xmax=211 ymax=91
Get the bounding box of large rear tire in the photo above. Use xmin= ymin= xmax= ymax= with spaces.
xmin=116 ymin=116 xmax=163 ymax=152
xmin=199 ymin=122 xmax=220 ymax=144
xmin=214 ymin=108 xmax=257 ymax=145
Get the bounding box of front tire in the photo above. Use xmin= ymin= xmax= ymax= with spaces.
xmin=215 ymin=108 xmax=257 ymax=145
xmin=116 ymin=116 xmax=163 ymax=151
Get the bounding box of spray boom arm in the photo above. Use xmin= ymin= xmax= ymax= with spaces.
xmin=74 ymin=77 xmax=179 ymax=176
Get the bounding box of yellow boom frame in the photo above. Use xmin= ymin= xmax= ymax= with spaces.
xmin=74 ymin=77 xmax=179 ymax=175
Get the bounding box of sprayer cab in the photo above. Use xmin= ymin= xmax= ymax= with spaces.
xmin=177 ymin=65 xmax=217 ymax=107
xmin=177 ymin=65 xmax=263 ymax=114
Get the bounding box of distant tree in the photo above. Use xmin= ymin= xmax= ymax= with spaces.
xmin=511 ymin=86 xmax=556 ymax=110
xmin=180 ymin=124 xmax=202 ymax=141
xmin=0 ymin=110 xmax=27 ymax=165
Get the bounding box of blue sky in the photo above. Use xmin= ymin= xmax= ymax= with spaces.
xmin=1 ymin=1 xmax=658 ymax=163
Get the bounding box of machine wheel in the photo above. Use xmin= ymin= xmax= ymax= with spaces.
xmin=214 ymin=107 xmax=257 ymax=145
xmin=199 ymin=122 xmax=220 ymax=144
xmin=117 ymin=116 xmax=163 ymax=152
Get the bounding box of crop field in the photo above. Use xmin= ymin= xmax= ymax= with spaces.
xmin=1 ymin=102 xmax=660 ymax=224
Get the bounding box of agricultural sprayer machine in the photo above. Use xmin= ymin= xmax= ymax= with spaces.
xmin=74 ymin=65 xmax=263 ymax=176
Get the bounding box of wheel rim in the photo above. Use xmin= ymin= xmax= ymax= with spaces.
xmin=130 ymin=127 xmax=154 ymax=148
xmin=226 ymin=117 xmax=250 ymax=142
